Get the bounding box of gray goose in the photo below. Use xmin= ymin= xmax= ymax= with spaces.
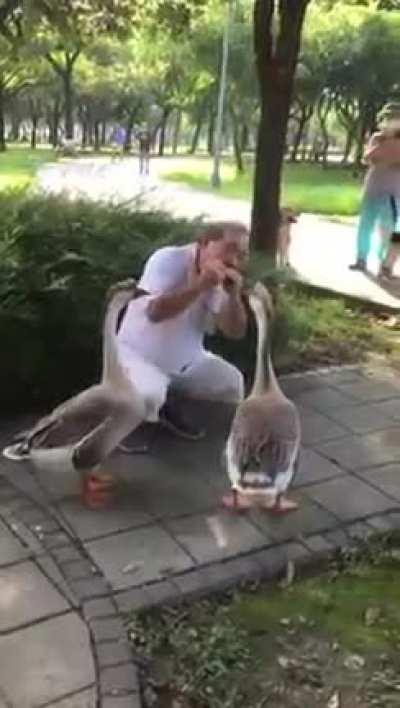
xmin=222 ymin=281 xmax=300 ymax=513
xmin=3 ymin=279 xmax=146 ymax=484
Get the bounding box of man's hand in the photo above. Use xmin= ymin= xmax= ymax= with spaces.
xmin=223 ymin=266 xmax=243 ymax=295
xmin=191 ymin=260 xmax=227 ymax=292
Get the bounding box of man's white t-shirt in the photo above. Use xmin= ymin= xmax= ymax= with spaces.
xmin=117 ymin=244 xmax=227 ymax=375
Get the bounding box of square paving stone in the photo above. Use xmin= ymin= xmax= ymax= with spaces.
xmin=294 ymin=448 xmax=346 ymax=488
xmin=164 ymin=511 xmax=269 ymax=564
xmin=280 ymin=375 xmax=326 ymax=397
xmin=343 ymin=380 xmax=400 ymax=402
xmin=316 ymin=368 xmax=365 ymax=387
xmin=249 ymin=492 xmax=340 ymax=542
xmin=379 ymin=398 xmax=400 ymax=420
xmin=46 ymin=687 xmax=96 ymax=707
xmin=0 ymin=561 xmax=69 ymax=632
xmin=0 ymin=518 xmax=29 ymax=566
xmin=305 ymin=475 xmax=395 ymax=523
xmin=299 ymin=408 xmax=350 ymax=445
xmin=356 ymin=464 xmax=400 ymax=502
xmin=111 ymin=452 xmax=219 ymax=519
xmin=86 ymin=524 xmax=193 ymax=590
xmin=0 ymin=613 xmax=95 ymax=708
xmin=294 ymin=386 xmax=357 ymax=412
xmin=100 ymin=664 xmax=138 ymax=696
xmin=316 ymin=427 xmax=400 ymax=470
xmin=102 ymin=697 xmax=141 ymax=708
xmin=325 ymin=402 xmax=399 ymax=434
xmin=57 ymin=497 xmax=152 ymax=541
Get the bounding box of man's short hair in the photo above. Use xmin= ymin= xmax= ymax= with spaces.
xmin=197 ymin=221 xmax=249 ymax=245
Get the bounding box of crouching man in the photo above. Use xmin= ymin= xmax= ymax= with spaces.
xmin=117 ymin=221 xmax=249 ymax=440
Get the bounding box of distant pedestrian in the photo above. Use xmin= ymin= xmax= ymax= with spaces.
xmin=136 ymin=128 xmax=152 ymax=176
xmin=379 ymin=195 xmax=400 ymax=279
xmin=349 ymin=119 xmax=400 ymax=273
xmin=111 ymin=125 xmax=126 ymax=159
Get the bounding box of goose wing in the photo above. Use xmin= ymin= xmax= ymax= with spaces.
xmin=12 ymin=385 xmax=117 ymax=451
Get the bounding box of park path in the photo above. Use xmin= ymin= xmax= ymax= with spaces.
xmin=2 ymin=364 xmax=400 ymax=707
xmin=37 ymin=155 xmax=400 ymax=310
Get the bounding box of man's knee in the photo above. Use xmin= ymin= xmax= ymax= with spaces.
xmin=217 ymin=365 xmax=244 ymax=404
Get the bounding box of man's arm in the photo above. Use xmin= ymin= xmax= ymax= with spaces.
xmin=146 ymin=257 xmax=226 ymax=323
xmin=147 ymin=283 xmax=203 ymax=322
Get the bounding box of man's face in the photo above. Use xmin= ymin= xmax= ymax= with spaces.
xmin=199 ymin=229 xmax=249 ymax=273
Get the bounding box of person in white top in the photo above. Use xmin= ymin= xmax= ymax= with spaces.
xmin=117 ymin=221 xmax=249 ymax=440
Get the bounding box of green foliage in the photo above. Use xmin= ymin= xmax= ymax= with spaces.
xmin=162 ymin=158 xmax=363 ymax=216
xmin=129 ymin=602 xmax=252 ymax=707
xmin=0 ymin=147 xmax=56 ymax=188
xmin=129 ymin=539 xmax=400 ymax=707
xmin=0 ymin=190 xmax=196 ymax=412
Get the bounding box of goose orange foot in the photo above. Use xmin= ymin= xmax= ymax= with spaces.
xmin=268 ymin=495 xmax=299 ymax=515
xmin=221 ymin=491 xmax=298 ymax=514
xmin=82 ymin=473 xmax=116 ymax=509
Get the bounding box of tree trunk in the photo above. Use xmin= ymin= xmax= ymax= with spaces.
xmin=81 ymin=120 xmax=88 ymax=147
xmin=101 ymin=120 xmax=107 ymax=146
xmin=158 ymin=107 xmax=170 ymax=156
xmin=290 ymin=105 xmax=312 ymax=162
xmin=341 ymin=127 xmax=354 ymax=165
xmin=49 ymin=98 xmax=61 ymax=147
xmin=316 ymin=97 xmax=330 ymax=167
xmin=11 ymin=114 xmax=20 ymax=141
xmin=355 ymin=110 xmax=369 ymax=169
xmin=231 ymin=109 xmax=244 ymax=173
xmin=207 ymin=108 xmax=215 ymax=155
xmin=94 ymin=121 xmax=100 ymax=151
xmin=87 ymin=117 xmax=94 ymax=146
xmin=241 ymin=123 xmax=249 ymax=152
xmin=123 ymin=111 xmax=136 ymax=152
xmin=189 ymin=105 xmax=205 ymax=154
xmin=0 ymin=90 xmax=6 ymax=151
xmin=63 ymin=68 xmax=74 ymax=139
xmin=172 ymin=109 xmax=182 ymax=155
xmin=30 ymin=116 xmax=38 ymax=149
xmin=251 ymin=0 xmax=310 ymax=256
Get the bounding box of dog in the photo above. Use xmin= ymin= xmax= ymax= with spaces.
xmin=277 ymin=207 xmax=299 ymax=268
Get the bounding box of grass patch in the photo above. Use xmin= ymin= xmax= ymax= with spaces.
xmin=160 ymin=157 xmax=363 ymax=216
xmin=129 ymin=538 xmax=400 ymax=707
xmin=209 ymin=282 xmax=400 ymax=387
xmin=0 ymin=146 xmax=57 ymax=189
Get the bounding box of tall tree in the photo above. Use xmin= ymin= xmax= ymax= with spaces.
xmin=25 ymin=0 xmax=139 ymax=138
xmin=0 ymin=36 xmax=33 ymax=149
xmin=251 ymin=0 xmax=310 ymax=257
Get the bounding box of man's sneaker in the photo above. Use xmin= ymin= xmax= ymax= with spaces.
xmin=158 ymin=402 xmax=205 ymax=441
xmin=349 ymin=259 xmax=367 ymax=272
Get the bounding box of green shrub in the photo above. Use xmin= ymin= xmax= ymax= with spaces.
xmin=0 ymin=189 xmax=382 ymax=415
xmin=0 ymin=190 xmax=196 ymax=413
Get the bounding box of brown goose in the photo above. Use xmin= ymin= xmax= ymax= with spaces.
xmin=222 ymin=281 xmax=300 ymax=513
xmin=3 ymin=279 xmax=146 ymax=484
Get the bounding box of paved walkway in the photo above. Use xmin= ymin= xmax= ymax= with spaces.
xmin=37 ymin=156 xmax=400 ymax=310
xmin=2 ymin=364 xmax=400 ymax=707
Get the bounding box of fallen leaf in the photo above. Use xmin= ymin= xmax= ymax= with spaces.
xmin=344 ymin=654 xmax=365 ymax=671
xmin=365 ymin=607 xmax=382 ymax=627
xmin=280 ymin=618 xmax=291 ymax=627
xmin=278 ymin=655 xmax=290 ymax=669
xmin=286 ymin=560 xmax=296 ymax=585
xmin=122 ymin=561 xmax=144 ymax=575
xmin=327 ymin=690 xmax=340 ymax=708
